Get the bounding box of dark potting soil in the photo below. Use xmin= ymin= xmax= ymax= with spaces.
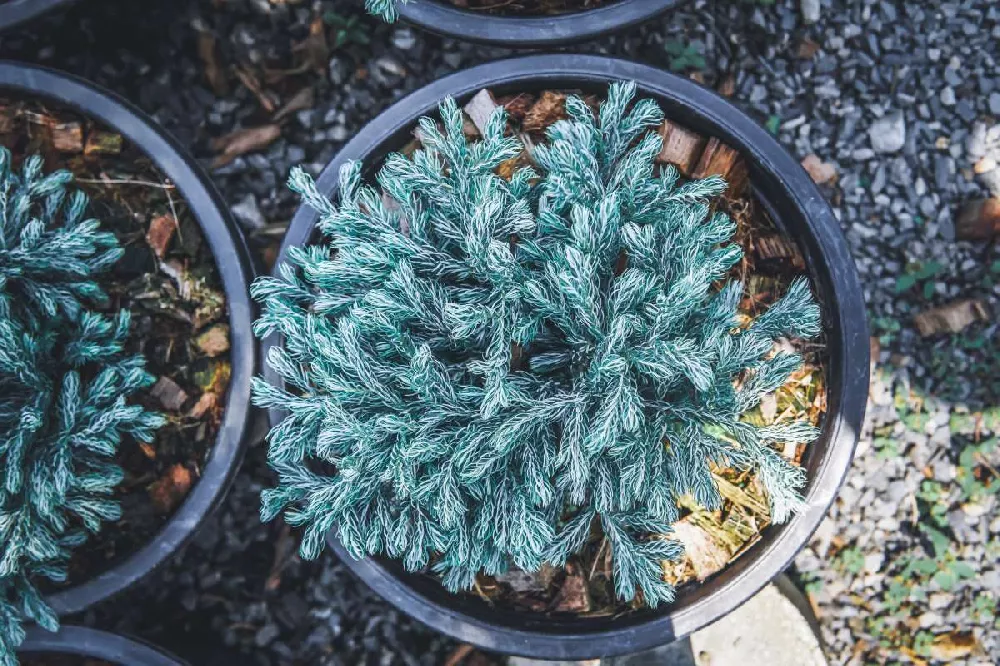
xmin=18 ymin=656 xmax=116 ymax=666
xmin=444 ymin=0 xmax=619 ymax=16
xmin=0 ymin=96 xmax=231 ymax=586
xmin=388 ymin=88 xmax=830 ymax=617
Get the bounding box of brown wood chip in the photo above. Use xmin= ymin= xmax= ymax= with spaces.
xmin=553 ymin=569 xmax=591 ymax=613
xmin=151 ymin=376 xmax=189 ymax=411
xmin=145 ymin=214 xmax=177 ymax=259
xmin=195 ymin=324 xmax=231 ymax=357
xmin=211 ymin=124 xmax=281 ymax=168
xmin=51 ymin=122 xmax=83 ymax=153
xmin=522 ymin=91 xmax=568 ymax=133
xmin=913 ymin=298 xmax=990 ymax=337
xmin=148 ymin=464 xmax=194 ymax=514
xmin=497 ymin=93 xmax=535 ymax=121
xmin=693 ymin=137 xmax=749 ymax=195
xmin=656 ymin=120 xmax=705 ymax=176
xmin=754 ymin=233 xmax=806 ymax=269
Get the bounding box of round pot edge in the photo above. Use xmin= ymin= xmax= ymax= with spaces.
xmin=397 ymin=0 xmax=683 ymax=47
xmin=0 ymin=61 xmax=258 ymax=615
xmin=19 ymin=625 xmax=189 ymax=666
xmin=0 ymin=0 xmax=79 ymax=32
xmin=265 ymin=54 xmax=869 ymax=659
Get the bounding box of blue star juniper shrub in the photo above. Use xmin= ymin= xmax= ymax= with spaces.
xmin=252 ymin=82 xmax=822 ymax=607
xmin=0 ymin=149 xmax=164 ymax=665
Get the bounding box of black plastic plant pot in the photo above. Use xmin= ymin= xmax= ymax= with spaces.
xmin=0 ymin=0 xmax=80 ymax=32
xmin=18 ymin=626 xmax=189 ymax=666
xmin=0 ymin=62 xmax=257 ymax=616
xmin=397 ymin=0 xmax=683 ymax=48
xmin=265 ymin=54 xmax=869 ymax=660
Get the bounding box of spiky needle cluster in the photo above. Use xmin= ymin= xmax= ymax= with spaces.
xmin=364 ymin=0 xmax=406 ymax=22
xmin=253 ymin=82 xmax=822 ymax=606
xmin=0 ymin=149 xmax=163 ymax=665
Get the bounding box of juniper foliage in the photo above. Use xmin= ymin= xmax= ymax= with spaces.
xmin=364 ymin=0 xmax=406 ymax=22
xmin=0 ymin=149 xmax=164 ymax=665
xmin=253 ymin=82 xmax=822 ymax=606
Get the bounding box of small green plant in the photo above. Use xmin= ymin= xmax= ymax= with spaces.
xmin=894 ymin=260 xmax=944 ymax=297
xmin=0 ymin=150 xmax=163 ymax=665
xmin=253 ymin=83 xmax=822 ymax=606
xmin=323 ymin=11 xmax=372 ymax=49
xmin=835 ymin=545 xmax=866 ymax=575
xmin=663 ymin=38 xmax=707 ymax=72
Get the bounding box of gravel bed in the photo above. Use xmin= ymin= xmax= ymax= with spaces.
xmin=3 ymin=0 xmax=998 ymax=664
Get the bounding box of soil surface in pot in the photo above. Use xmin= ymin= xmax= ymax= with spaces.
xmin=373 ymin=87 xmax=829 ymax=618
xmin=19 ymin=656 xmax=116 ymax=666
xmin=442 ymin=0 xmax=619 ymax=16
xmin=0 ymin=96 xmax=231 ymax=585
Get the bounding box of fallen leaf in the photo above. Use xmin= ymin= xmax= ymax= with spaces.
xmin=146 ymin=214 xmax=177 ymax=259
xmin=913 ymin=298 xmax=990 ymax=337
xmin=928 ymin=631 xmax=977 ymax=661
xmin=84 ymin=130 xmax=123 ymax=156
xmin=187 ymin=392 xmax=218 ymax=420
xmin=151 ymin=376 xmax=189 ymax=411
xmin=211 ymin=124 xmax=281 ymax=167
xmin=796 ymin=37 xmax=821 ymax=59
xmin=197 ymin=29 xmax=229 ymax=96
xmin=801 ymin=154 xmax=837 ymax=184
xmin=292 ymin=16 xmax=329 ymax=76
xmin=235 ymin=67 xmax=278 ymax=113
xmin=955 ymin=198 xmax=1000 ymax=241
xmin=442 ymin=644 xmax=475 ymax=666
xmin=149 ymin=464 xmax=194 ymax=514
xmin=273 ymin=86 xmax=315 ymax=122
xmin=671 ymin=519 xmax=732 ymax=581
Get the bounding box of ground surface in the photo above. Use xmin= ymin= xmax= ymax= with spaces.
xmin=4 ymin=0 xmax=999 ymax=664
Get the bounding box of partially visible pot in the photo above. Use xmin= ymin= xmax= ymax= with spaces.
xmin=397 ymin=0 xmax=683 ymax=48
xmin=0 ymin=61 xmax=257 ymax=616
xmin=18 ymin=626 xmax=188 ymax=666
xmin=266 ymin=54 xmax=868 ymax=660
xmin=0 ymin=0 xmax=80 ymax=32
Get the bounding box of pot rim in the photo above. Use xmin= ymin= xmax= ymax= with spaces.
xmin=0 ymin=61 xmax=257 ymax=616
xmin=265 ymin=54 xmax=869 ymax=660
xmin=18 ymin=625 xmax=188 ymax=666
xmin=397 ymin=0 xmax=683 ymax=47
xmin=0 ymin=0 xmax=80 ymax=31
